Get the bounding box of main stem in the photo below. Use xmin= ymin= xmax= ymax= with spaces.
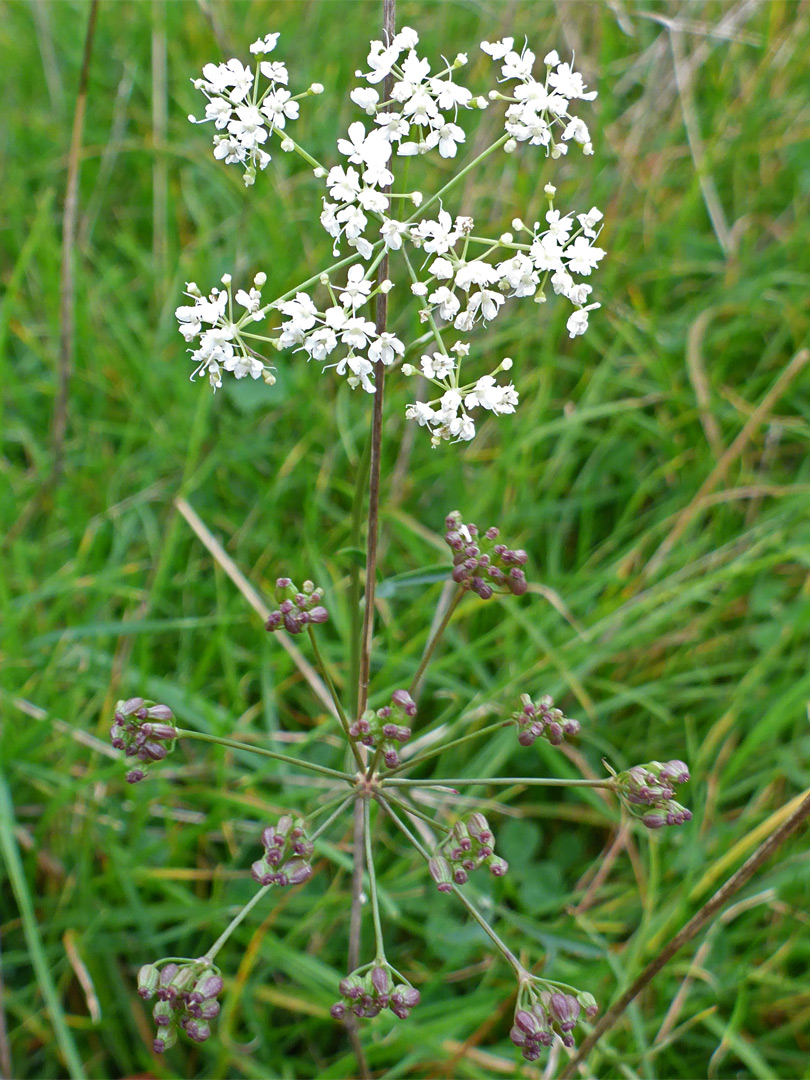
xmin=357 ymin=0 xmax=397 ymax=722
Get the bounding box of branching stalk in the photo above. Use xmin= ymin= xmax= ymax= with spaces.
xmin=363 ymin=797 xmax=386 ymax=959
xmin=175 ymin=727 xmax=353 ymax=781
xmin=306 ymin=629 xmax=365 ymax=770
xmin=383 ymin=775 xmax=615 ymax=790
xmin=409 ymin=586 xmax=465 ymax=698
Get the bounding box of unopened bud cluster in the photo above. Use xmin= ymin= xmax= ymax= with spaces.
xmin=349 ymin=689 xmax=416 ymax=768
xmin=511 ymin=693 xmax=581 ymax=747
xmin=110 ymin=698 xmax=177 ymax=783
xmin=251 ymin=814 xmax=314 ymax=886
xmin=444 ymin=511 xmax=528 ymax=598
xmin=264 ymin=577 xmax=329 ymax=635
xmin=510 ymin=984 xmax=598 ymax=1059
xmin=330 ymin=963 xmax=420 ymax=1021
xmin=137 ymin=959 xmax=223 ymax=1053
xmin=615 ymin=760 xmax=692 ymax=829
xmin=429 ymin=812 xmax=507 ymax=889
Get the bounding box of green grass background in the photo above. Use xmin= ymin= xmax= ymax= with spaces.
xmin=2 ymin=1 xmax=810 ymax=1077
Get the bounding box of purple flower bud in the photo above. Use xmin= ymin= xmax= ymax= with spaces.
xmin=141 ymin=722 xmax=177 ymax=741
xmin=251 ymin=859 xmax=275 ymax=886
xmin=466 ymin=813 xmax=492 ymax=843
xmin=392 ymin=725 xmax=411 ymax=742
xmin=546 ymin=722 xmax=563 ymax=745
xmin=339 ymin=976 xmax=363 ymax=999
xmin=279 ymin=599 xmax=294 ymax=615
xmin=152 ymin=1000 xmax=174 ymax=1027
xmin=488 ymin=856 xmax=509 ymax=877
xmin=563 ymin=718 xmax=581 ymax=736
xmin=428 ymin=856 xmax=453 ymax=892
xmin=330 ymin=1002 xmax=347 ymax=1020
xmin=641 ymin=812 xmax=667 ymax=829
xmin=381 ymin=723 xmax=398 ymax=739
xmin=137 ymin=964 xmax=160 ymax=1000
xmin=487 ymin=565 xmax=505 ymax=583
xmin=452 ymin=564 xmax=469 ymax=584
xmin=138 ymin=739 xmax=168 ymax=762
xmin=517 ymin=728 xmax=536 ymax=747
xmin=197 ymin=999 xmax=220 ymax=1020
xmin=110 ymin=725 xmax=127 ymax=750
xmin=509 ymin=1024 xmax=528 ymax=1047
xmin=452 ymin=822 xmax=472 ymax=850
xmin=484 ymin=526 xmax=499 ymax=540
xmin=391 ymin=689 xmax=414 ymax=710
xmin=515 ymin=1009 xmax=541 ymax=1036
xmin=283 ymin=859 xmax=313 ymax=885
xmin=153 ymin=1029 xmax=177 ymax=1054
xmin=371 ymin=966 xmax=390 ymax=995
xmin=145 ymin=704 xmax=173 ymax=721
xmin=308 ymin=606 xmax=329 ymax=624
xmin=550 ymin=993 xmax=580 ymax=1032
xmin=660 ymin=759 xmax=690 ymax=784
xmin=185 ymin=1019 xmax=211 ymax=1043
xmin=125 ymin=767 xmax=148 ymax=784
xmin=508 ymin=568 xmax=528 ymax=596
xmin=383 ymin=749 xmax=399 ymax=769
xmin=292 ymin=838 xmax=314 ymax=858
xmin=475 ymin=580 xmax=494 ymax=600
xmin=452 ymin=867 xmax=468 ymax=885
xmin=193 ymin=973 xmax=223 ymax=1001
xmin=523 ymin=1045 xmax=542 ymax=1062
xmin=118 ymin=697 xmax=145 ymax=717
xmin=283 ymin=613 xmax=304 ymax=634
xmin=264 ymin=611 xmax=283 ymax=631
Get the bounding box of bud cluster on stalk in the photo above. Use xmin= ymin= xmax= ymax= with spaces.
xmin=510 ymin=985 xmax=598 ymax=1059
xmin=444 ymin=510 xmax=528 ymax=598
xmin=511 ymin=692 xmax=581 ymax=748
xmin=137 ymin=959 xmax=224 ymax=1053
xmin=330 ymin=963 xmax=421 ymax=1021
xmin=109 ymin=697 xmax=178 ymax=784
xmin=349 ymin=689 xmax=416 ymax=768
xmin=614 ymin=759 xmax=692 ymax=829
xmin=429 ymin=812 xmax=507 ymax=889
xmin=264 ymin=577 xmax=329 ymax=635
xmin=251 ymin=814 xmax=314 ymax=887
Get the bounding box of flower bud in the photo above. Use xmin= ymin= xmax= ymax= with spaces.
xmin=660 ymin=759 xmax=690 ymax=784
xmin=550 ymin=992 xmax=580 ymax=1032
xmin=118 ymin=697 xmax=145 ymax=716
xmin=152 ymin=999 xmax=174 ymax=1027
xmin=577 ymin=991 xmax=599 ymax=1018
xmin=126 ymin=767 xmax=148 ymax=783
xmin=185 ymin=1019 xmax=211 ymax=1043
xmin=264 ymin=610 xmax=283 ymax=631
xmin=153 ymin=1028 xmax=177 ymax=1053
xmin=145 ymin=704 xmax=174 ymax=721
xmin=515 ymin=1008 xmax=540 ymax=1036
xmin=641 ymin=811 xmax=667 ymax=829
xmin=487 ymin=856 xmax=509 ymax=877
xmin=428 ymin=856 xmax=453 ymax=892
xmin=137 ymin=964 xmax=160 ymax=1000
xmin=193 ymin=973 xmax=223 ymax=1001
xmin=371 ymin=966 xmax=389 ymax=995
xmin=283 ymin=858 xmax=313 ymax=885
xmin=330 ymin=1002 xmax=347 ymax=1020
xmin=141 ymin=722 xmax=177 ymax=741
xmin=308 ymin=605 xmax=329 ymax=624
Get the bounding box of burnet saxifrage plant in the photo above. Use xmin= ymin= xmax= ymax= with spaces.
xmin=117 ymin=9 xmax=693 ymax=1066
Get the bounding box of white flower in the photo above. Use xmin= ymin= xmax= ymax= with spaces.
xmin=420 ymin=352 xmax=455 ymax=380
xmin=562 ymin=117 xmax=590 ymax=145
xmin=429 ymin=77 xmax=472 ymax=111
xmin=454 ymin=260 xmax=497 ymax=291
xmin=228 ymin=104 xmax=267 ymax=148
xmin=429 ymin=286 xmax=461 ymax=321
xmin=545 ymin=209 xmax=574 ymax=242
xmin=351 ymin=87 xmax=380 ymax=112
xmin=250 ymin=33 xmax=280 ymax=55
xmin=326 ymin=165 xmax=361 ymax=203
xmin=339 ymin=265 xmax=373 ymax=309
xmin=406 ymin=401 xmax=437 ymax=427
xmin=502 ymin=46 xmax=536 ymax=82
xmin=467 ymin=288 xmax=505 ymax=322
xmin=279 ymin=292 xmax=318 ymax=330
xmin=425 ymin=121 xmax=465 ymax=158
xmin=260 ymin=61 xmax=289 ymax=85
xmin=548 ymin=62 xmax=597 ymax=101
xmin=204 ymin=98 xmax=232 ymax=129
xmin=464 ymin=375 xmax=518 ymax=414
xmin=564 ymin=236 xmax=606 ymax=275
xmin=566 ymin=302 xmax=600 ymax=337
xmin=411 ymin=210 xmax=459 ymax=255
xmin=497 ymin=253 xmax=538 ymax=297
xmin=357 ymin=186 xmax=389 ymax=213
xmin=224 ymin=353 xmax=264 ymax=379
xmin=368 ymin=333 xmax=404 ymax=365
xmin=304 ymin=327 xmax=338 ymax=360
xmin=235 ymin=286 xmax=262 ymax=313
xmin=375 ymin=112 xmax=410 ymax=142
xmin=577 ymin=206 xmax=603 ymax=238
xmin=337 ymin=353 xmax=376 ymax=393
xmin=481 ymin=37 xmax=515 ymax=60
xmin=224 ymin=58 xmax=254 ymax=102
xmin=261 ymin=88 xmax=299 ymax=130
xmin=430 ymin=257 xmax=454 ymax=280
xmin=336 ymin=203 xmax=368 ymax=239
xmin=380 ymin=217 xmax=407 ymax=250
xmin=365 ymin=40 xmax=400 ymax=84
xmin=341 ymin=315 xmax=376 ymax=349
xmin=337 ymin=121 xmax=369 ymax=164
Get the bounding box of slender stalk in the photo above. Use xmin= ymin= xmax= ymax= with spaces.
xmin=349 ymin=434 xmax=372 ymax=721
xmin=403 ymin=134 xmax=509 ymax=224
xmin=559 ymin=789 xmax=810 ymax=1078
xmin=381 ymin=791 xmax=451 ymax=834
xmin=383 ymin=776 xmax=615 ymax=790
xmin=174 ymin=727 xmax=353 ymax=782
xmin=378 ymin=795 xmax=525 ymax=976
xmin=363 ymin=797 xmax=386 ymax=959
xmin=408 ymin=586 xmax=465 ymax=698
xmin=357 ymin=0 xmax=397 ymax=722
xmin=383 ymin=721 xmax=510 ymax=777
xmin=306 ymin=628 xmax=365 ymax=770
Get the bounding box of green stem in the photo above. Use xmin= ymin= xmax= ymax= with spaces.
xmin=403 ymin=135 xmax=509 ymax=224
xmin=383 ymin=720 xmax=510 ymax=777
xmin=349 ymin=433 xmax=372 ymax=721
xmin=363 ymin=797 xmax=386 ymax=960
xmin=383 ymin=776 xmax=616 ymax=790
xmin=408 ymin=586 xmax=465 ymax=698
xmin=381 ymin=791 xmax=452 ymax=834
xmin=378 ymin=795 xmax=526 ymax=977
xmin=306 ymin=629 xmax=365 ymax=770
xmin=308 ymin=789 xmax=357 ymax=827
xmin=175 ymin=727 xmax=353 ymax=781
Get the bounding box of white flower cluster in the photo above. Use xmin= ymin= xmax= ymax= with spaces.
xmin=482 ymin=39 xmax=596 ymax=157
xmin=408 ymin=200 xmax=605 ymax=338
xmin=404 ymin=345 xmax=518 ymax=446
xmin=189 ymin=34 xmax=321 ymax=187
xmin=321 ymin=26 xmax=485 ymax=258
xmin=175 ymin=273 xmax=274 ymax=389
xmin=276 ymin=266 xmax=403 ymax=393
